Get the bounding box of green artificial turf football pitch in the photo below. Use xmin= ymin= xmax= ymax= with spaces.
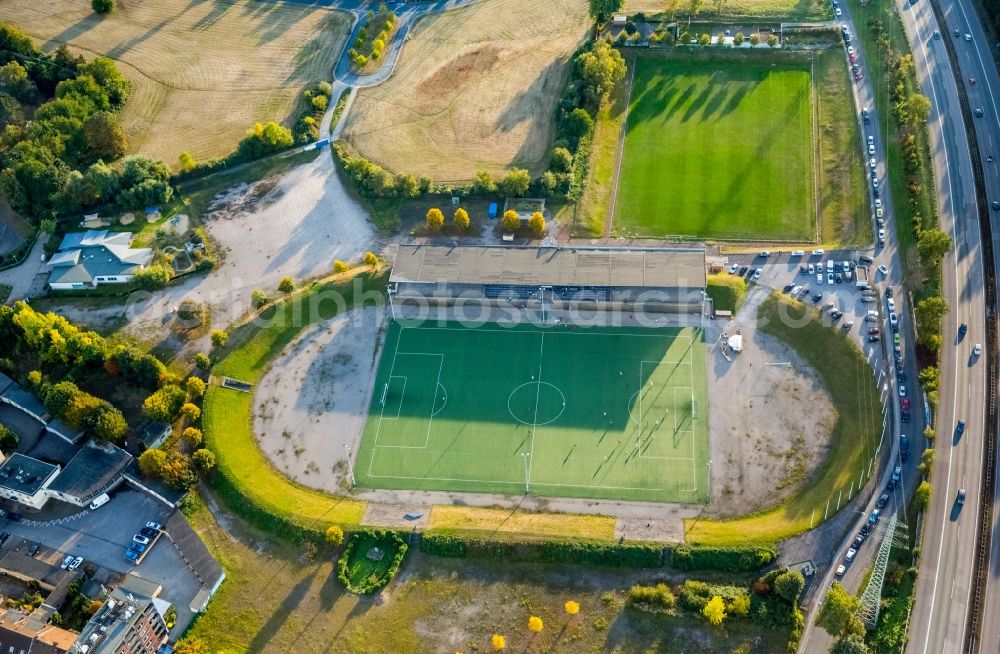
xmin=613 ymin=53 xmax=816 ymax=241
xmin=356 ymin=321 xmax=709 ymax=503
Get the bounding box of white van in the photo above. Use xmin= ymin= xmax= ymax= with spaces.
xmin=827 ymin=260 xmax=834 ymax=272
xmin=89 ymin=493 xmax=110 ymax=510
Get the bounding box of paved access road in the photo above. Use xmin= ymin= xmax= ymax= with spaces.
xmin=884 ymin=1 xmax=989 ymax=652
xmin=930 ymin=1 xmax=1000 ymax=651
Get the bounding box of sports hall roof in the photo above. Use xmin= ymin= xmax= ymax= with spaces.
xmin=390 ymin=246 xmax=706 ymax=289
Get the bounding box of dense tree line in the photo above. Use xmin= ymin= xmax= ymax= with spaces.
xmin=0 ymin=21 xmax=173 ymax=221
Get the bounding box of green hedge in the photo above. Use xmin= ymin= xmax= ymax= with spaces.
xmin=669 ymin=545 xmax=778 ymax=572
xmin=209 ymin=466 xmax=324 ymax=544
xmin=420 ymin=533 xmax=664 ymax=568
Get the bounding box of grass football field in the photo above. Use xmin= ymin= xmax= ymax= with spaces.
xmin=613 ymin=53 xmax=815 ymax=241
xmin=356 ymin=322 xmax=709 ymax=503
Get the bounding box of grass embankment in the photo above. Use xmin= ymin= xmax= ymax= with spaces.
xmin=706 ymin=274 xmax=748 ymax=313
xmin=183 ymin=493 xmax=793 ymax=653
xmin=685 ymin=294 xmax=882 ymax=544
xmin=428 ymin=506 xmax=616 ymax=541
xmin=623 ymin=0 xmax=830 ymax=21
xmin=203 ymin=270 xmax=387 ymax=531
xmin=845 ymin=0 xmax=938 ymax=295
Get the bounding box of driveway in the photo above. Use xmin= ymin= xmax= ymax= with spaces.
xmin=0 ymin=236 xmax=45 ymax=303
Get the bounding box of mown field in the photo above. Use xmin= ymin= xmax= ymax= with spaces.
xmin=184 ymin=492 xmax=793 ymax=653
xmin=613 ymin=51 xmax=816 ymax=241
xmin=341 ymin=0 xmax=590 ymax=182
xmin=0 ymin=0 xmax=350 ymax=163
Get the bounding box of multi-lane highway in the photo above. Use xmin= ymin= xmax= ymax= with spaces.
xmin=928 ymin=1 xmax=1000 ymax=651
xmin=888 ymin=0 xmax=989 ymax=652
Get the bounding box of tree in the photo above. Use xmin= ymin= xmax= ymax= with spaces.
xmin=182 ymin=427 xmax=203 ymax=449
xmin=702 ymin=595 xmax=726 ymax=626
xmin=730 ymin=594 xmax=751 ymax=617
xmin=425 ymin=207 xmax=445 ymax=232
xmin=773 ymin=570 xmax=805 ymax=604
xmin=472 ymin=170 xmax=497 ymax=194
xmin=333 ymin=260 xmax=349 ymax=273
xmin=90 ymin=404 xmax=127 ymax=442
xmin=186 ymin=377 xmax=206 ymax=398
xmin=550 ymin=147 xmax=573 ymax=172
xmin=564 ymin=600 xmax=580 ymax=616
xmin=699 ymin=33 xmax=711 ymax=45
xmin=917 ymin=228 xmax=952 ymax=264
xmin=180 ymin=402 xmax=201 ymax=422
xmin=83 ymin=111 xmax=127 ymax=160
xmin=491 ymin=634 xmax=506 ymax=650
xmin=134 ymin=265 xmax=172 ymax=290
xmin=159 ymin=450 xmax=197 ymax=489
xmin=498 ymin=168 xmax=531 ymax=197
xmin=915 ymin=481 xmax=932 ymax=510
xmin=588 ymin=0 xmax=624 ymax=20
xmin=0 ymin=62 xmax=36 ymax=103
xmin=192 ymin=448 xmax=216 ymax=473
xmin=817 ymin=582 xmax=864 ymax=638
xmin=194 ymin=353 xmax=211 ymax=369
xmin=564 ymin=108 xmax=594 ymax=140
xmin=210 ymin=330 xmax=228 ymax=348
xmin=767 ymin=34 xmax=779 ymax=47
xmin=832 ymin=634 xmax=870 ymax=654
xmin=39 ymin=218 xmax=56 ymax=234
xmin=92 ymin=0 xmax=115 ymax=14
xmin=138 ymin=449 xmax=166 ymax=477
xmin=528 ymin=616 xmax=543 ymax=632
xmin=914 ymin=296 xmax=948 ymax=332
xmin=142 ymin=385 xmax=186 ymax=421
xmin=326 ymin=524 xmax=345 ymax=546
xmin=578 ymin=40 xmax=627 ymax=105
xmin=454 ymin=207 xmax=470 ymax=231
xmin=0 ymin=425 xmax=19 ymax=454
xmin=237 ymin=122 xmax=294 ymax=160
xmin=172 ymin=639 xmax=210 ymax=654
xmin=178 ymin=151 xmax=196 ymax=172
xmin=278 ymin=276 xmax=295 ymax=294
xmin=903 ymin=92 xmax=932 ymax=125
xmin=251 ymin=289 xmax=269 ymax=309
xmin=364 ymin=251 xmax=379 ymax=267
xmin=528 ymin=211 xmax=546 ymax=236
xmin=734 ymin=32 xmax=745 ymax=46
xmin=501 ymin=210 xmax=520 ymax=233
xmin=750 ymin=33 xmax=761 ymax=45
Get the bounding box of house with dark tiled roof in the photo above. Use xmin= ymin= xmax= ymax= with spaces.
xmin=48 ymin=231 xmax=153 ymax=290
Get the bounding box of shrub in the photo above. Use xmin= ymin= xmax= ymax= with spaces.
xmin=179 ymin=402 xmax=201 ymax=422
xmin=311 ymin=94 xmax=328 ymax=112
xmin=326 ymin=524 xmax=344 ymax=547
xmin=194 ymin=353 xmax=211 ymax=369
xmin=425 ymin=207 xmax=444 ymax=232
xmin=278 ymin=276 xmax=295 ymax=294
xmin=773 ymin=570 xmax=805 ymax=604
xmin=185 ymin=376 xmax=206 ymax=399
xmin=679 ymin=580 xmax=712 ymax=611
xmin=192 ymin=448 xmax=216 ymax=473
xmin=251 ymin=289 xmax=269 ymax=309
xmin=142 ymin=384 xmax=186 ymax=421
xmin=501 ymin=210 xmax=520 ymax=233
xmin=134 ymin=265 xmax=172 ymax=290
xmin=210 ymin=330 xmax=228 ymax=348
xmin=454 ymin=207 xmax=470 ymax=231
xmin=138 ymin=449 xmax=166 ymax=477
xmin=182 ymin=427 xmax=203 ymax=448
xmin=92 ymin=0 xmax=114 ymax=14
xmin=627 ymin=583 xmax=676 ymax=612
xmin=364 ymin=251 xmax=379 ymax=267
xmin=670 ymin=545 xmax=778 ymax=572
xmin=419 ymin=533 xmax=664 ymax=568
xmin=528 ymin=211 xmax=546 ymax=236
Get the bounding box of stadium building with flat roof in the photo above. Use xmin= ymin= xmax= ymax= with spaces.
xmin=389 ymin=245 xmax=707 ymax=313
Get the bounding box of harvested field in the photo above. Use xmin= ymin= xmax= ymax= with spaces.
xmin=0 ymin=0 xmax=350 ymax=163
xmin=341 ymin=0 xmax=590 ymax=183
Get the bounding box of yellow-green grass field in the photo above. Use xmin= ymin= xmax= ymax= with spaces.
xmin=612 ymin=51 xmax=815 ymax=241
xmin=0 ymin=0 xmax=350 ymax=163
xmin=427 ymin=506 xmax=616 ymax=541
xmin=685 ymin=293 xmax=882 ymax=544
xmin=202 ymin=271 xmax=389 ymax=530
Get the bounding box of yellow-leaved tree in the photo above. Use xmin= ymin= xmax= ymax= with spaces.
xmin=490 ymin=634 xmax=506 ymax=650
xmin=564 ymin=600 xmax=580 ymax=616
xmin=454 ymin=207 xmax=470 ymax=231
xmin=528 ymin=211 xmax=546 ymax=236
xmin=426 ymin=208 xmax=444 ymax=232
xmin=703 ymin=595 xmax=726 ymax=626
xmin=528 ymin=616 xmax=543 ymax=632
xmin=501 ymin=210 xmax=520 ymax=233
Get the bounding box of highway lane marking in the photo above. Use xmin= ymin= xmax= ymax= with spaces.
xmin=905 ymin=3 xmax=971 ymax=652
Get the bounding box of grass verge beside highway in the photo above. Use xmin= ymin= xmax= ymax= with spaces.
xmin=685 ymin=294 xmax=882 ymax=545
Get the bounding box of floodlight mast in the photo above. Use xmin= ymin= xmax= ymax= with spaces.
xmin=521 ymin=451 xmax=531 ymax=494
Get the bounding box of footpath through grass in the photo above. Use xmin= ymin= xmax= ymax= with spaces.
xmin=685 ymin=294 xmax=882 ymax=545
xmin=203 ymin=270 xmax=387 ymax=531
xmin=612 ymin=50 xmax=815 ymax=241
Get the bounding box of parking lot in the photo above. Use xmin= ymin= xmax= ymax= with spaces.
xmin=0 ymin=489 xmax=207 ymax=633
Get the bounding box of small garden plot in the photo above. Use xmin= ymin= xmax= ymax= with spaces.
xmin=338 ymin=529 xmax=408 ymax=594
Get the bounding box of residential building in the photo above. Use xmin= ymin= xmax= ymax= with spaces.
xmin=0 ymin=454 xmax=60 ymax=509
xmin=0 ymin=607 xmax=77 ymax=654
xmin=47 ymin=231 xmax=153 ymax=290
xmin=71 ymin=586 xmax=167 ymax=654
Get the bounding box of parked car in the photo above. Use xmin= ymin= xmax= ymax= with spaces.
xmin=139 ymin=527 xmax=159 ymax=538
xmin=753 ymin=268 xmax=762 ymax=280
xmin=889 ymin=312 xmax=899 ymax=330
xmin=145 ymin=521 xmax=162 ymax=531
xmin=836 ymin=564 xmax=846 ymax=577
xmin=877 ymin=493 xmax=889 ymax=509
xmin=812 ymin=293 xmax=823 ymax=303
xmin=902 ymin=411 xmax=911 ymax=423
xmin=842 ymin=321 xmax=854 ymax=331
xmin=845 ymin=548 xmax=857 ymax=563
xmin=123 ymin=549 xmax=139 ymax=563
xmin=887 ymin=297 xmax=895 ymax=312
xmin=812 ymin=249 xmax=825 ymax=256
xmin=728 ymin=263 xmax=739 ymax=274
xmin=791 ymin=250 xmax=805 ymax=257
xmin=899 ymin=385 xmax=906 ymax=397
xmin=901 ymin=398 xmax=910 ymax=410
xmin=129 ymin=542 xmax=147 ymax=554
xmin=860 ymin=254 xmax=875 ymax=263
xmin=758 ymin=251 xmax=770 ymax=258
xmin=60 ymin=555 xmax=74 ymax=570
xmin=133 ymin=534 xmax=150 ymax=546
xmin=827 ymin=272 xmax=834 ymax=285
xmin=868 ymin=335 xmax=880 ymax=342
xmin=68 ymin=556 xmax=83 ymax=571
xmin=868 ymin=328 xmax=880 ymax=335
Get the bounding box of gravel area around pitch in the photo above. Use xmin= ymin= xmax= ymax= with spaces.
xmin=254 ymin=306 xmax=386 ymax=493
xmin=704 ymin=287 xmax=836 ymax=518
